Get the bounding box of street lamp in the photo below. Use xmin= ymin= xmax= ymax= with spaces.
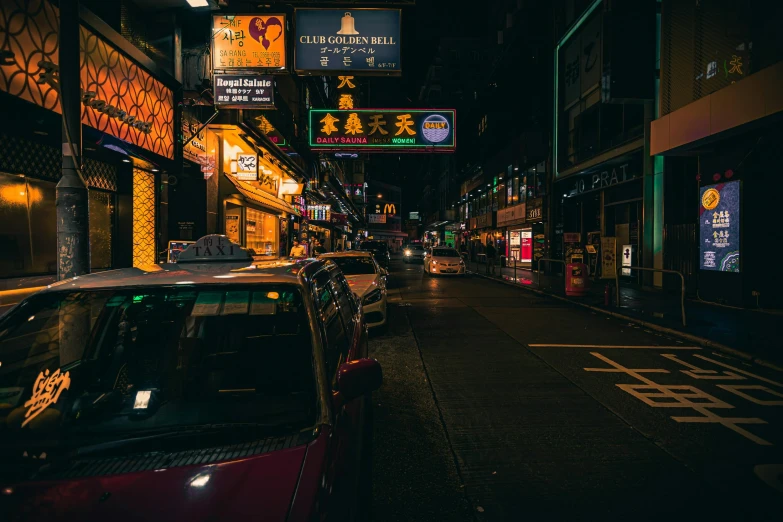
xmin=186 ymin=0 xmax=209 ymax=7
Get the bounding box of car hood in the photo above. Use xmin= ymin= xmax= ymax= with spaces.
xmin=345 ymin=274 xmax=380 ymax=297
xmin=1 ymin=445 xmax=307 ymax=522
xmin=407 ymin=250 xmax=425 ymax=256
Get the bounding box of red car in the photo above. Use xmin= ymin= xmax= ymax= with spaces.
xmin=0 ymin=235 xmax=381 ymax=521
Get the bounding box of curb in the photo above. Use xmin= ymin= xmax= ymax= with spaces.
xmin=468 ymin=270 xmax=783 ymax=373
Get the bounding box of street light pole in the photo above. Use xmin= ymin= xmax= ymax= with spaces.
xmin=57 ymin=0 xmax=90 ymax=280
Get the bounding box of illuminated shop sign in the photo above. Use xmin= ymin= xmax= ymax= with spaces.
xmin=295 ymin=9 xmax=401 ymax=74
xmin=699 ymin=181 xmax=740 ymax=272
xmin=214 ymin=74 xmax=274 ymax=107
xmin=212 ymin=15 xmax=286 ymax=70
xmin=0 ymin=1 xmax=175 ymax=159
xmin=309 ymin=109 xmax=455 ymax=151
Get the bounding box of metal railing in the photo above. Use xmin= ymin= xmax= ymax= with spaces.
xmin=616 ymin=266 xmax=687 ymax=326
xmin=536 ymin=258 xmax=566 ymax=289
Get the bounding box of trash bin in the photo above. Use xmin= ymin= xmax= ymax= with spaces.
xmin=565 ymin=262 xmax=589 ymax=297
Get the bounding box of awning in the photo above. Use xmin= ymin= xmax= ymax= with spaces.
xmin=224 ymin=174 xmax=300 ymax=216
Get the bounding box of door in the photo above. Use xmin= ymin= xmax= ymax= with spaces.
xmin=315 ymin=270 xmax=365 ymax=519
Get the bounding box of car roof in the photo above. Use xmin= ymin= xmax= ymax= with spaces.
xmin=36 ymin=259 xmax=333 ymax=294
xmin=318 ymin=251 xmax=373 ymax=259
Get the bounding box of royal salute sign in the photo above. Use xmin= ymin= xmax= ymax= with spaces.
xmin=309 ymin=109 xmax=455 ymax=152
xmin=295 ymin=9 xmax=402 ymax=74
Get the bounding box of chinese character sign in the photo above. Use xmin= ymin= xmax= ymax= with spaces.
xmin=309 ymin=109 xmax=455 ymax=151
xmin=213 ymin=15 xmax=286 ymax=70
xmin=700 ymin=181 xmax=740 ymax=272
xmin=295 ymin=9 xmax=401 ymax=73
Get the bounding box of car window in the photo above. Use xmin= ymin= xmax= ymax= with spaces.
xmin=314 ymin=271 xmax=350 ymax=389
xmin=433 ymin=248 xmax=460 ymax=257
xmin=328 ymin=256 xmax=377 ymax=275
xmin=0 ymin=286 xmax=317 ymax=481
xmin=331 ymin=273 xmax=356 ymax=339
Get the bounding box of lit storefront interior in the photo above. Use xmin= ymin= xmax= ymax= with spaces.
xmin=212 ymin=125 xmax=303 ymax=260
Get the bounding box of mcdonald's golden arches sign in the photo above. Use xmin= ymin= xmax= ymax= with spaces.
xmin=383 ymin=203 xmax=396 ymax=215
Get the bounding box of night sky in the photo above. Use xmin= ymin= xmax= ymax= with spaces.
xmin=368 ymin=0 xmax=483 ymax=213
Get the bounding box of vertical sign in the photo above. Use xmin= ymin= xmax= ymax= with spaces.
xmin=601 ymin=236 xmax=617 ymax=279
xmin=621 ymin=244 xmax=633 ymax=276
xmin=699 ymin=181 xmax=740 ymax=272
xmin=520 ymin=230 xmax=533 ymax=263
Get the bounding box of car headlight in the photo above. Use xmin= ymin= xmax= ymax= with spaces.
xmin=363 ymin=288 xmax=383 ymax=305
xmin=432 ymin=260 xmax=438 ymax=265
xmin=404 ymin=250 xmax=411 ymax=256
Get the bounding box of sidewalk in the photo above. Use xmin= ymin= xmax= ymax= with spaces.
xmin=468 ymin=259 xmax=783 ymax=368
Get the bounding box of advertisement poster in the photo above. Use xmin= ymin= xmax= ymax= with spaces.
xmin=699 ymin=181 xmax=740 ymax=272
xmin=621 ymin=244 xmax=633 ymax=276
xmin=310 ymin=109 xmax=455 ymax=151
xmin=295 ymin=9 xmax=401 ymax=73
xmin=600 ymin=236 xmax=617 ymax=279
xmin=212 ymin=15 xmax=286 ymax=70
xmin=520 ymin=230 xmax=533 ymax=263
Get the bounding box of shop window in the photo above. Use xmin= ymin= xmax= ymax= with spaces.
xmin=246 ymin=207 xmax=279 ymax=258
xmin=0 ymin=173 xmax=32 ymax=276
xmin=132 ymin=168 xmax=156 ymax=267
xmin=89 ymin=191 xmax=113 ymax=270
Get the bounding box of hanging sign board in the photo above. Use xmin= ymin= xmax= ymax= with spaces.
xmin=212 ymin=15 xmax=286 ymax=70
xmin=295 ymin=9 xmax=401 ymax=75
xmin=213 ymin=74 xmax=275 ymax=107
xmin=310 ymin=109 xmax=455 ymax=151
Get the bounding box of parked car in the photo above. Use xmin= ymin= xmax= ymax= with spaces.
xmin=424 ymin=247 xmax=466 ymax=275
xmin=359 ymin=241 xmax=390 ymax=270
xmin=319 ymin=251 xmax=387 ymax=328
xmin=0 ymin=235 xmax=381 ymax=522
xmin=403 ymin=244 xmax=426 ymax=264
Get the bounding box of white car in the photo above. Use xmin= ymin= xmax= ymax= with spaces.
xmin=424 ymin=247 xmax=466 ymax=275
xmin=319 ymin=251 xmax=388 ymax=328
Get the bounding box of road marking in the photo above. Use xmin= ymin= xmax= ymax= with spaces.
xmin=693 ymin=354 xmax=783 ymax=388
xmin=584 ymin=352 xmax=771 ymax=445
xmin=529 ymin=344 xmax=700 ymax=349
xmin=717 ymin=385 xmax=783 ymax=406
xmin=661 ymin=353 xmax=746 ymax=380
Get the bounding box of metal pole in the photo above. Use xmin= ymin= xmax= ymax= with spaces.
xmin=57 ymin=0 xmax=89 ymax=280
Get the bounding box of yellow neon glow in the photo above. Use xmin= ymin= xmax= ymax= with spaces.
xmin=23 ymin=369 xmax=71 ymax=427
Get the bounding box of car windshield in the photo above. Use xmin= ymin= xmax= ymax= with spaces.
xmin=0 ymin=285 xmax=317 ymax=480
xmin=329 ymin=256 xmax=377 ymax=275
xmin=407 ymin=245 xmax=424 ymax=251
xmin=433 ymin=248 xmax=460 ymax=258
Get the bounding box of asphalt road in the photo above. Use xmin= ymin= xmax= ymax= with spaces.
xmin=369 ymin=257 xmax=783 ymax=522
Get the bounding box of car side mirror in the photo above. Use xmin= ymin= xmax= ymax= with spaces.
xmin=336 ymin=358 xmax=382 ymax=403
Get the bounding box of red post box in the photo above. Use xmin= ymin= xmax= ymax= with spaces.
xmin=565 ymin=262 xmax=589 ymax=297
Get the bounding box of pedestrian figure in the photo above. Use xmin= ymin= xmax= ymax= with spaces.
xmin=313 ymin=240 xmax=327 ymax=255
xmin=289 ymin=241 xmax=306 ymax=258
xmin=485 ymin=240 xmax=497 ymax=275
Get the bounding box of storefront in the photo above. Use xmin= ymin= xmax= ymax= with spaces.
xmin=212 ymin=125 xmax=303 ymax=261
xmin=554 ymin=150 xmax=643 ymax=276
xmin=0 ymin=1 xmax=179 ymax=277
xmin=498 ymin=203 xmax=529 ymax=267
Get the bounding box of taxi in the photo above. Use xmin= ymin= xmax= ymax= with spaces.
xmin=0 ymin=235 xmax=382 ymax=522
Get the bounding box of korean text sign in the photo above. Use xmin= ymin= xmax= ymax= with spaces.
xmin=699 ymin=181 xmax=740 ymax=272
xmin=213 ymin=15 xmax=286 ymax=70
xmin=309 ymin=109 xmax=455 ymax=151
xmin=295 ymin=9 xmax=401 ymax=73
xmin=214 ymin=75 xmax=274 ymax=107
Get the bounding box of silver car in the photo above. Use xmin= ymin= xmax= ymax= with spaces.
xmin=403 ymin=244 xmax=426 ymax=263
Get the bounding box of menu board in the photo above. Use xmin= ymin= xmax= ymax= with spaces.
xmin=699 ymin=181 xmax=740 ymax=272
